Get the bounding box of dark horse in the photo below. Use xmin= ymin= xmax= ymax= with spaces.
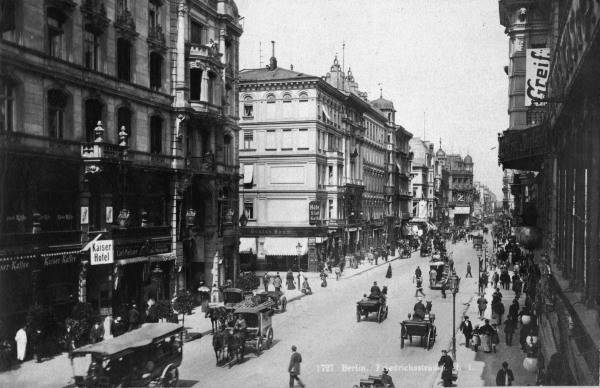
xmin=206 ymin=306 xmax=228 ymax=334
xmin=212 ymin=328 xmax=228 ymax=366
xmin=212 ymin=328 xmax=245 ymax=367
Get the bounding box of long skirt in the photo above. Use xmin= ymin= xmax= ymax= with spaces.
xmin=480 ymin=334 xmax=492 ymax=352
xmin=287 ymin=279 xmax=295 ymax=290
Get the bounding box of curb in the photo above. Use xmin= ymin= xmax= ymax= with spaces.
xmin=343 ymin=256 xmax=401 ymax=279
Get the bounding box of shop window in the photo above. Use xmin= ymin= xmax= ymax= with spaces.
xmin=243 ymin=95 xmax=253 ymax=117
xmin=85 ymin=99 xmax=103 ymax=142
xmin=47 ymin=8 xmax=66 ymax=58
xmin=117 ymin=106 xmax=132 ymax=137
xmin=117 ymin=37 xmax=132 ymax=81
xmin=149 ymin=52 xmax=162 ymax=90
xmin=47 ymin=89 xmax=68 ymax=139
xmin=244 ymin=201 xmax=254 ymax=219
xmin=0 ymin=0 xmax=16 ymax=33
xmin=190 ymin=20 xmax=207 ymax=45
xmin=189 ymin=68 xmax=202 ymax=100
xmin=150 ymin=115 xmax=162 ymax=154
xmin=0 ymin=77 xmax=15 ymax=132
xmin=83 ymin=27 xmax=100 ymax=71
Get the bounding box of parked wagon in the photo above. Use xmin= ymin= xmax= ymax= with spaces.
xmin=356 ymin=296 xmax=388 ymax=323
xmin=400 ymin=314 xmax=436 ymax=350
xmin=253 ymin=290 xmax=287 ymax=312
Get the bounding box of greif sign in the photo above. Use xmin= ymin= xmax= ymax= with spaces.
xmin=525 ymin=48 xmax=550 ymax=106
xmin=90 ymin=240 xmax=114 ymax=265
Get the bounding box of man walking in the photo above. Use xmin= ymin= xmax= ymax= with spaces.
xmin=459 ymin=316 xmax=473 ymax=347
xmin=414 ymin=276 xmax=426 ymax=297
xmin=263 ymin=273 xmax=270 ymax=292
xmin=495 ymin=361 xmax=514 ymax=386
xmin=477 ymin=293 xmax=488 ymax=318
xmin=466 ymin=262 xmax=472 ymax=278
xmin=128 ymin=303 xmax=140 ymax=331
xmin=438 ymin=349 xmax=454 ymax=387
xmin=504 ymin=318 xmax=516 ymax=346
xmin=288 ymin=345 xmax=305 ymax=388
xmin=273 ymin=272 xmax=282 ymax=292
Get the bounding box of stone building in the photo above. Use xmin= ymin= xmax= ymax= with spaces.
xmin=498 ymin=1 xmax=600 ymax=384
xmin=409 ymin=137 xmax=435 ymax=225
xmin=0 ymin=0 xmax=242 ymax=335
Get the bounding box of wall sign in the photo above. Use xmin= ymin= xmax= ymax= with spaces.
xmin=91 ymin=240 xmax=114 ymax=265
xmin=106 ymin=206 xmax=113 ymax=224
xmin=309 ymin=201 xmax=320 ymax=225
xmin=525 ymin=48 xmax=550 ymax=106
xmin=80 ymin=207 xmax=89 ymax=225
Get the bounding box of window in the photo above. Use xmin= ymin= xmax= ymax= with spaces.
xmin=47 ymin=8 xmax=65 ymax=58
xmin=265 ymin=129 xmax=276 ymax=150
xmin=266 ymin=94 xmax=275 ymax=103
xmin=281 ymin=129 xmax=292 ymax=150
xmin=223 ymin=135 xmax=232 ymax=165
xmin=282 ymin=93 xmax=292 ymax=103
xmin=244 ymin=201 xmax=254 ymax=219
xmin=190 ymin=20 xmax=207 ymax=45
xmin=149 ymin=52 xmax=162 ymax=90
xmin=328 ymin=199 xmax=333 ymax=219
xmin=243 ymin=130 xmax=253 ymax=149
xmin=207 ymin=71 xmax=216 ymax=104
xmin=148 ymin=1 xmax=159 ymax=31
xmin=85 ymin=99 xmax=103 ymax=142
xmin=189 ymin=68 xmax=202 ymax=100
xmin=328 ymin=165 xmax=333 ymax=185
xmin=0 ymin=78 xmax=15 ymax=132
xmin=150 ymin=115 xmax=162 ymax=154
xmin=297 ymin=128 xmax=309 ymax=150
xmin=117 ymin=38 xmax=132 ymax=82
xmin=0 ymin=0 xmax=16 ymax=33
xmin=47 ymin=89 xmax=68 ymax=139
xmin=117 ymin=106 xmax=132 ymax=137
xmin=83 ymin=28 xmax=100 ymax=70
xmin=298 ymin=92 xmax=308 ymax=102
xmin=243 ymin=95 xmax=253 ymax=117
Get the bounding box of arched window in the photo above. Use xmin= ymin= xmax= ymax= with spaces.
xmin=84 ymin=26 xmax=101 ymax=70
xmin=282 ymin=93 xmax=292 ymax=103
xmin=47 ymin=89 xmax=68 ymax=139
xmin=150 ymin=115 xmax=162 ymax=154
xmin=298 ymin=92 xmax=308 ymax=102
xmin=85 ymin=98 xmax=103 ymax=142
xmin=149 ymin=52 xmax=162 ymax=90
xmin=117 ymin=106 xmax=132 ymax=138
xmin=0 ymin=77 xmax=15 ymax=132
xmin=243 ymin=95 xmax=253 ymax=117
xmin=266 ymin=93 xmax=275 ymax=104
xmin=117 ymin=37 xmax=132 ymax=81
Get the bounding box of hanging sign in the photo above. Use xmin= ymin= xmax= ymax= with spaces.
xmin=309 ymin=201 xmax=320 ymax=225
xmin=525 ymin=48 xmax=550 ymax=106
xmin=90 ymin=240 xmax=114 ymax=265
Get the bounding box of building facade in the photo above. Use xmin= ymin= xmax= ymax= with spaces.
xmin=497 ymin=0 xmax=600 ymax=384
xmin=0 ymin=0 xmax=242 ymax=336
xmin=409 ymin=138 xmax=435 ymax=223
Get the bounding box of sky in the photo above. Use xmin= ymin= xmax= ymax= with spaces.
xmin=235 ymin=0 xmax=508 ymax=198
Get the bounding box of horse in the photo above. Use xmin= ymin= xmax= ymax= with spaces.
xmin=206 ymin=306 xmax=227 ymax=333
xmin=226 ymin=330 xmax=245 ymax=367
xmin=212 ymin=328 xmax=228 ymax=365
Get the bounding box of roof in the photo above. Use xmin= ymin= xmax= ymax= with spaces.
xmin=223 ymin=287 xmax=243 ymax=294
xmin=71 ymin=323 xmax=182 ymax=358
xmin=239 ymin=67 xmax=318 ymax=82
xmin=436 ymin=148 xmax=446 ymax=157
xmin=464 ymin=154 xmax=473 ymax=163
xmin=371 ymin=97 xmax=395 ymax=111
xmin=234 ymin=302 xmax=273 ymax=314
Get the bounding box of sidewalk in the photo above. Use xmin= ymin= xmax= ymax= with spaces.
xmin=434 ymin=266 xmax=538 ymax=387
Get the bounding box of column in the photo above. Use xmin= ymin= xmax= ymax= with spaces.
xmin=200 ymin=71 xmax=209 ymax=102
xmin=174 ymin=1 xmax=188 ymax=107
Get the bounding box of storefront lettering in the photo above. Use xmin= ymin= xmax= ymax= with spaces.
xmin=0 ymin=259 xmax=30 ymax=272
xmin=43 ymin=254 xmax=78 ymax=266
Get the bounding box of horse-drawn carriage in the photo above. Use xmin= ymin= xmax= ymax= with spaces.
xmin=356 ymin=296 xmax=388 ymax=323
xmin=400 ymin=313 xmax=436 ymax=350
xmin=253 ymin=290 xmax=287 ymax=312
xmin=429 ymin=260 xmax=448 ymax=289
xmin=206 ymin=288 xmax=246 ymax=332
xmin=212 ymin=303 xmax=274 ymax=367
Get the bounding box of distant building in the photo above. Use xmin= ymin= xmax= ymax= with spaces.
xmin=409 ymin=138 xmax=435 ymax=225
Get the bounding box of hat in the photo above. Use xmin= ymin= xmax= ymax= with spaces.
xmin=442 ymin=349 xmax=448 ymax=353
xmin=502 ymin=361 xmax=508 ymax=368
xmin=291 ymin=345 xmax=297 ymax=351
xmin=383 ymin=368 xmax=389 ymax=374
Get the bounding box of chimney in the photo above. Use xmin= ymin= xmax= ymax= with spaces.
xmin=269 ymin=40 xmax=277 ymax=70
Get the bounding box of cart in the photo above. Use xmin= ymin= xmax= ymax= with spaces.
xmin=253 ymin=290 xmax=287 ymax=312
xmin=400 ymin=315 xmax=436 ymax=350
xmin=233 ymin=304 xmax=275 ymax=355
xmin=70 ymin=323 xmax=183 ymax=387
xmin=429 ymin=260 xmax=449 ymax=289
xmin=356 ymin=297 xmax=388 ymax=323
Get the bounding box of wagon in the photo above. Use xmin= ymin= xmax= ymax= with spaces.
xmin=254 ymin=290 xmax=287 ymax=312
xmin=429 ymin=260 xmax=449 ymax=289
xmin=356 ymin=297 xmax=388 ymax=323
xmin=233 ymin=304 xmax=275 ymax=355
xmin=400 ymin=315 xmax=436 ymax=350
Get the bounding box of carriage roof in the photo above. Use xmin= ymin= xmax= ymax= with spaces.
xmin=234 ymin=302 xmax=273 ymax=315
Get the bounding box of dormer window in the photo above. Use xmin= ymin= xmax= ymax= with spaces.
xmin=266 ymin=94 xmax=276 ymax=104
xmin=299 ymin=92 xmax=308 ymax=102
xmin=282 ymin=93 xmax=292 ymax=103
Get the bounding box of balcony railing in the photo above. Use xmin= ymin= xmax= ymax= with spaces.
xmin=128 ymin=150 xmax=172 ymax=170
xmin=188 ymin=43 xmax=222 ymax=60
xmin=81 ymin=142 xmax=123 ymax=161
xmin=344 ymin=177 xmax=364 ymax=186
xmin=0 ymin=230 xmax=82 ymax=248
xmin=147 ymin=25 xmax=166 ymax=50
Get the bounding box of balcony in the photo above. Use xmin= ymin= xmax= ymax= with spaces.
xmin=188 ymin=43 xmax=222 ymax=62
xmin=187 ymin=154 xmax=215 ymax=174
xmin=399 ymin=191 xmax=412 ymax=199
xmin=81 ymin=142 xmax=123 ymax=162
xmin=128 ymin=150 xmax=172 ymax=171
xmin=344 ymin=177 xmax=364 ymax=186
xmin=81 ymin=0 xmax=109 ymax=34
xmin=325 ymin=150 xmax=343 ymax=159
xmin=498 ymin=124 xmax=547 ymax=171
xmin=114 ymin=8 xmax=137 ymax=38
xmin=0 ymin=230 xmax=82 ymax=249
xmin=147 ymin=25 xmax=167 ymax=52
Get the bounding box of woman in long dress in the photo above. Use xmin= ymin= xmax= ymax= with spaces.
xmin=15 ymin=326 xmax=27 ymax=362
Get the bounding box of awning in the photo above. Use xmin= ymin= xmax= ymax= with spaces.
xmin=239 ymin=237 xmax=256 ymax=253
xmin=263 ymin=237 xmax=308 ymax=256
xmin=243 ymin=164 xmax=254 ymax=185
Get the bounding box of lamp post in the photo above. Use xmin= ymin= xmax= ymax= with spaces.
xmin=477 ymin=250 xmax=482 ymax=281
xmin=448 ymin=272 xmax=460 ymax=361
xmin=296 ymin=242 xmax=302 ymax=272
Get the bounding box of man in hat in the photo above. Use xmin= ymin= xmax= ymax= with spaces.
xmin=459 ymin=316 xmax=473 ymax=347
xmin=413 ymin=297 xmax=426 ymax=320
xmin=288 ymin=345 xmax=304 ymax=388
xmin=381 ymin=368 xmax=395 ymax=387
xmin=495 ymin=361 xmax=514 ymax=386
xmin=370 ymin=281 xmax=381 ymax=298
xmin=438 ymin=349 xmax=454 ymax=387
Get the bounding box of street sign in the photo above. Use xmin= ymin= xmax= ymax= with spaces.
xmin=309 ymin=201 xmax=320 ymax=225
xmin=90 ymin=240 xmax=114 ymax=265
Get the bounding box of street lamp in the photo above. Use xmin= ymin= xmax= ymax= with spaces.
xmin=477 ymin=250 xmax=482 ymax=281
xmin=296 ymin=242 xmax=302 ymax=272
xmin=448 ymin=272 xmax=461 ymax=361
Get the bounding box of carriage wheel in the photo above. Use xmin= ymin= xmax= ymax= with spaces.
xmin=256 ymin=337 xmax=263 ymax=356
xmin=281 ymin=299 xmax=287 ymax=312
xmin=400 ymin=335 xmax=405 ymax=349
xmin=356 ymin=308 xmax=361 ymax=322
xmin=384 ymin=306 xmax=389 ymax=320
xmin=160 ymin=365 xmax=179 ymax=387
xmin=266 ymin=328 xmax=274 ymax=349
xmin=424 ymin=331 xmax=431 ymax=350
xmin=377 ymin=306 xmax=383 ymax=323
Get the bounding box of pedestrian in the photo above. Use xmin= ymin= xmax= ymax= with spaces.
xmin=459 ymin=316 xmax=473 ymax=347
xmin=263 ymin=272 xmax=270 ymax=292
xmin=493 ymin=271 xmax=500 ymax=288
xmin=386 ymin=263 xmax=392 ymax=278
xmin=513 ymin=276 xmax=522 ymax=300
xmin=273 ymin=272 xmax=283 ymax=292
xmin=477 ymin=293 xmax=488 ymax=318
xmin=470 ymin=327 xmax=481 ymax=352
xmin=491 ymin=324 xmax=500 ymax=353
xmin=381 ymin=368 xmax=395 ymax=387
xmin=495 ymin=361 xmax=515 ymax=386
xmin=89 ymin=321 xmax=104 ymax=344
xmin=466 ymin=262 xmax=472 ymax=278
xmin=320 ymin=270 xmax=328 ymax=287
xmin=14 ymin=325 xmax=27 ymax=362
xmin=334 ymin=265 xmax=341 ymax=281
xmin=128 ymin=303 xmax=140 ymax=331
xmin=415 ymin=266 xmax=422 ymax=279
xmin=504 ymin=318 xmax=516 ymax=346
xmin=414 ymin=276 xmax=425 ymax=297
xmin=288 ymin=345 xmax=305 ymax=388
xmin=440 ymin=281 xmax=447 ymax=299
xmin=492 ymin=299 xmax=505 ymax=325
xmin=478 ymin=274 xmax=486 ymax=294
xmin=286 ymin=269 xmax=295 ymax=290
xmin=301 ymin=277 xmax=312 ymax=295
xmin=508 ymin=299 xmax=519 ymax=322
xmin=438 ymin=349 xmax=454 ymax=387
xmin=492 ymin=287 xmax=503 ymax=304
xmin=297 ymin=271 xmax=302 ymax=290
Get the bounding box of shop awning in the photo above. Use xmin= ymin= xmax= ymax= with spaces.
xmin=239 ymin=237 xmax=256 ymax=253
xmin=263 ymin=237 xmax=308 ymax=256
xmin=243 ymin=164 xmax=254 ymax=185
